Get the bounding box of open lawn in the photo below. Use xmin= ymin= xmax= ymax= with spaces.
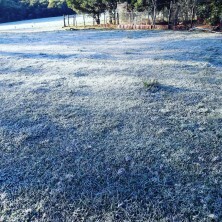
xmin=0 ymin=19 xmax=222 ymax=221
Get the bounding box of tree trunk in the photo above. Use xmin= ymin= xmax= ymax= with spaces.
xmin=153 ymin=5 xmax=156 ymax=28
xmin=116 ymin=12 xmax=119 ymax=25
xmin=151 ymin=0 xmax=157 ymax=28
xmin=191 ymin=0 xmax=196 ymax=28
xmin=83 ymin=14 xmax=85 ymax=27
xmin=168 ymin=1 xmax=172 ymax=28
xmin=147 ymin=9 xmax=150 ymax=25
xmin=174 ymin=3 xmax=179 ymax=26
xmin=63 ymin=15 xmax=66 ymax=27
xmin=113 ymin=10 xmax=116 ymax=25
xmin=109 ymin=8 xmax=113 ymax=24
xmin=132 ymin=11 xmax=134 ymax=25
xmin=96 ymin=13 xmax=100 ymax=25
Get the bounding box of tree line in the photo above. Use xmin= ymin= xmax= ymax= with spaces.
xmin=0 ymin=0 xmax=73 ymax=23
xmin=0 ymin=0 xmax=221 ymax=25
xmin=66 ymin=0 xmax=222 ymax=26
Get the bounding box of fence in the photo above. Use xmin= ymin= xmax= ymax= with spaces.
xmin=63 ymin=11 xmax=189 ymax=30
xmin=63 ymin=12 xmax=164 ymax=28
xmin=63 ymin=13 xmax=119 ymax=28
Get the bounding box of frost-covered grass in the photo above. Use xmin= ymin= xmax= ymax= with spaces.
xmin=0 ymin=16 xmax=64 ymax=32
xmin=0 ymin=15 xmax=103 ymax=32
xmin=0 ymin=24 xmax=222 ymax=221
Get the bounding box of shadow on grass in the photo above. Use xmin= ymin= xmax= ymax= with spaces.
xmin=0 ymin=30 xmax=222 ymax=221
xmin=0 ymin=98 xmax=221 ymax=221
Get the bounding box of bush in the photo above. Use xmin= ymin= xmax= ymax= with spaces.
xmin=143 ymin=79 xmax=160 ymax=90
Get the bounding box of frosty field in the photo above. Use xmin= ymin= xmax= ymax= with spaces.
xmin=0 ymin=20 xmax=222 ymax=221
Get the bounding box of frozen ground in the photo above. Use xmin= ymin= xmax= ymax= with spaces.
xmin=0 ymin=19 xmax=222 ymax=221
xmin=0 ymin=16 xmax=64 ymax=32
xmin=0 ymin=15 xmax=95 ymax=32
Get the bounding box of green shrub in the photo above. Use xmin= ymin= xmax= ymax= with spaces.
xmin=143 ymin=79 xmax=160 ymax=90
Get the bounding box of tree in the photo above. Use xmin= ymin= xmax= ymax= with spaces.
xmin=102 ymin=0 xmax=118 ymax=24
xmin=197 ymin=0 xmax=222 ymax=25
xmin=66 ymin=0 xmax=107 ymax=24
xmin=133 ymin=0 xmax=164 ymax=26
xmin=0 ymin=0 xmax=23 ymax=22
xmin=48 ymin=0 xmax=66 ymax=8
xmin=0 ymin=0 xmax=72 ymax=23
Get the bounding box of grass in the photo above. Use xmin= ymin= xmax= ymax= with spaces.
xmin=0 ymin=29 xmax=222 ymax=221
xmin=64 ymin=25 xmax=117 ymax=31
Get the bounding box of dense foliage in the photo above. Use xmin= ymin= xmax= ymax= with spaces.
xmin=0 ymin=0 xmax=221 ymax=25
xmin=0 ymin=0 xmax=73 ymax=23
xmin=197 ymin=0 xmax=222 ymax=25
xmin=66 ymin=0 xmax=107 ymax=23
xmin=66 ymin=0 xmax=222 ymax=25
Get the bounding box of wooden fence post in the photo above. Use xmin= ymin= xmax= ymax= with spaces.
xmin=168 ymin=1 xmax=172 ymax=29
